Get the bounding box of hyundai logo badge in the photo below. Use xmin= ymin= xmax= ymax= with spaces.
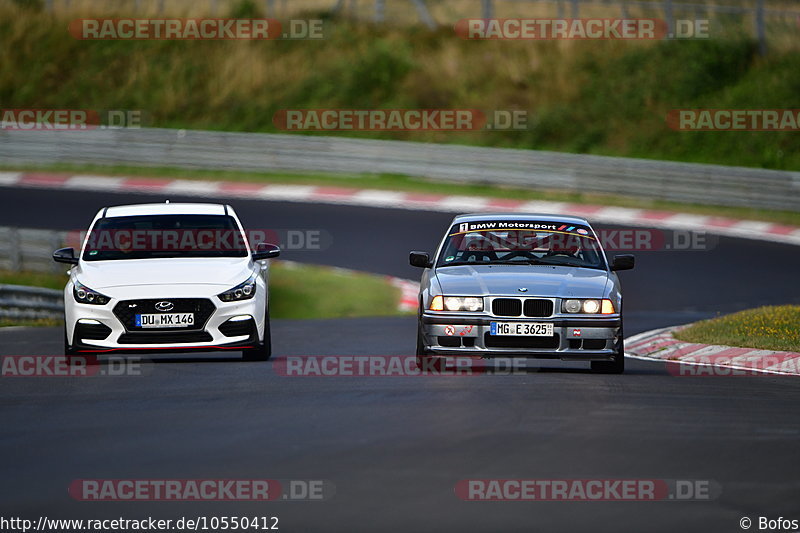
xmin=518 ymin=287 xmax=528 ymax=293
xmin=155 ymin=301 xmax=174 ymax=312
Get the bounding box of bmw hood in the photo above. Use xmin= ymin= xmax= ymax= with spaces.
xmin=74 ymin=257 xmax=254 ymax=290
xmin=434 ymin=265 xmax=609 ymax=298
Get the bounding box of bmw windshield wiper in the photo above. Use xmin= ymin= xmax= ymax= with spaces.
xmin=488 ymin=259 xmax=547 ymax=265
xmin=439 ymin=259 xmax=548 ymax=267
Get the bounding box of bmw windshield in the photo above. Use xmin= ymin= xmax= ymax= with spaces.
xmin=82 ymin=214 xmax=249 ymax=261
xmin=436 ymin=220 xmax=606 ymax=270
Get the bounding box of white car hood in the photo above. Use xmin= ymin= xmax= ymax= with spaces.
xmin=434 ymin=264 xmax=609 ymax=298
xmin=75 ymin=257 xmax=253 ymax=290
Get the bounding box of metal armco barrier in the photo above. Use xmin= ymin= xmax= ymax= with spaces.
xmin=0 ymin=285 xmax=63 ymax=321
xmin=1 ymin=127 xmax=798 ymax=210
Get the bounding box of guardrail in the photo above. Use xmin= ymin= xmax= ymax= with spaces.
xmin=0 ymin=227 xmax=67 ymax=274
xmin=0 ymin=285 xmax=63 ymax=321
xmin=1 ymin=128 xmax=798 ymax=210
xmin=0 ymin=227 xmax=66 ymax=321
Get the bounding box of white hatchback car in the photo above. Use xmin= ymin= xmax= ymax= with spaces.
xmin=53 ymin=202 xmax=280 ymax=360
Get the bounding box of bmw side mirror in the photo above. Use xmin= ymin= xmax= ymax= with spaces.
xmin=409 ymin=251 xmax=432 ymax=268
xmin=611 ymin=254 xmax=635 ymax=271
xmin=53 ymin=247 xmax=79 ymax=265
xmin=252 ymin=243 xmax=281 ymax=261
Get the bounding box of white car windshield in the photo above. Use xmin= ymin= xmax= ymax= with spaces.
xmin=82 ymin=214 xmax=249 ymax=261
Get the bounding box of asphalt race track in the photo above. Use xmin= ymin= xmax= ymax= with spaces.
xmin=1 ymin=185 xmax=800 ymax=532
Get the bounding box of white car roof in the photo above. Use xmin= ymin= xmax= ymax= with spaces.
xmin=103 ymin=203 xmax=229 ymax=218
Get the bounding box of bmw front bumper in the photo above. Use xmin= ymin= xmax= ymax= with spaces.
xmin=420 ymin=313 xmax=621 ymax=361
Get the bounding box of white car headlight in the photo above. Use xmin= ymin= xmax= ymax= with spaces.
xmin=73 ymin=280 xmax=111 ymax=305
xmin=218 ymin=274 xmax=257 ymax=302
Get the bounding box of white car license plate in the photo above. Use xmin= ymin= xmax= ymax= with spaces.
xmin=490 ymin=322 xmax=553 ymax=336
xmin=136 ymin=313 xmax=194 ymax=328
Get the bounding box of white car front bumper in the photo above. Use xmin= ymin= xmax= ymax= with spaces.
xmin=65 ymin=282 xmax=266 ymax=353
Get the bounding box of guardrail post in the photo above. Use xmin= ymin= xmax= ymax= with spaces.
xmin=410 ymin=0 xmax=436 ymax=29
xmin=481 ymin=0 xmax=493 ymax=20
xmin=571 ymin=0 xmax=579 ymax=18
xmin=50 ymin=232 xmax=63 ymax=273
xmin=9 ymin=228 xmax=21 ymax=272
xmin=375 ymin=0 xmax=385 ymax=22
xmin=755 ymin=0 xmax=767 ymax=55
xmin=664 ymin=0 xmax=674 ymax=37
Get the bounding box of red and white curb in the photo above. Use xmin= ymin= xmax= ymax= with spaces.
xmin=389 ymin=278 xmax=419 ymax=312
xmin=626 ymin=326 xmax=800 ymax=376
xmin=2 ymin=171 xmax=799 ymax=246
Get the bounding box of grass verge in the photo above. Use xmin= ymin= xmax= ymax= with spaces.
xmin=4 ymin=163 xmax=800 ymax=227
xmin=0 ymin=318 xmax=61 ymax=327
xmin=269 ymin=262 xmax=405 ymax=319
xmin=0 ymin=262 xmax=405 ymax=326
xmin=0 ymin=270 xmax=66 ymax=291
xmin=674 ymin=305 xmax=800 ymax=352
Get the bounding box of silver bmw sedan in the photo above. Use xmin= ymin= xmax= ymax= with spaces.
xmin=410 ymin=213 xmax=635 ymax=373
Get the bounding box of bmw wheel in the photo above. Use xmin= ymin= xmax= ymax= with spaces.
xmin=591 ymin=327 xmax=625 ymax=374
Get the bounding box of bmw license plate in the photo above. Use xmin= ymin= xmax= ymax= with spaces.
xmin=490 ymin=322 xmax=553 ymax=336
xmin=136 ymin=313 xmax=194 ymax=328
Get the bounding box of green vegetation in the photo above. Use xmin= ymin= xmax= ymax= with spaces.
xmin=269 ymin=262 xmax=405 ymax=319
xmin=1 ymin=7 xmax=800 ymax=170
xmin=0 ymin=269 xmax=66 ymax=290
xmin=5 ymin=163 xmax=800 ymax=226
xmin=0 ymin=317 xmax=61 ymax=327
xmin=675 ymin=305 xmax=800 ymax=352
xmin=0 ymin=262 xmax=405 ymax=326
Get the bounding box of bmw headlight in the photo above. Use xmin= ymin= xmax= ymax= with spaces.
xmin=562 ymin=299 xmax=615 ymax=314
xmin=430 ymin=295 xmax=483 ymax=312
xmin=73 ymin=281 xmax=110 ymax=305
xmin=218 ymin=274 xmax=257 ymax=302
